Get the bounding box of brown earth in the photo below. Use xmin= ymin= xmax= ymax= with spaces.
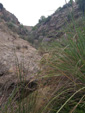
xmin=0 ymin=20 xmax=41 ymax=106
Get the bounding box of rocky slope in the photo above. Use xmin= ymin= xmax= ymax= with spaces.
xmin=0 ymin=4 xmax=41 ymax=105
xmin=0 ymin=4 xmax=31 ymax=41
xmin=29 ymin=2 xmax=83 ymax=46
xmin=0 ymin=1 xmax=84 ymax=107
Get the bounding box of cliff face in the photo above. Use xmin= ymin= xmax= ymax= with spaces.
xmin=30 ymin=3 xmax=82 ymax=45
xmin=0 ymin=23 xmax=40 ymax=76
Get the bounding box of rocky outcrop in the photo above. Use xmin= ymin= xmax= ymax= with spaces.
xmin=30 ymin=3 xmax=82 ymax=45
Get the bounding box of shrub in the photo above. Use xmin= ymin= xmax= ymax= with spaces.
xmin=7 ymin=22 xmax=15 ymax=29
xmin=39 ymin=16 xmax=46 ymax=23
xmin=32 ymin=26 xmax=37 ymax=30
xmin=0 ymin=3 xmax=3 ymax=11
xmin=1 ymin=15 xmax=10 ymax=22
xmin=57 ymin=7 xmax=62 ymax=11
xmin=44 ymin=16 xmax=51 ymax=24
xmin=40 ymin=18 xmax=85 ymax=112
xmin=76 ymin=0 xmax=85 ymax=15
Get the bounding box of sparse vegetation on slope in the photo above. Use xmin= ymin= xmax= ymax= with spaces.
xmin=0 ymin=1 xmax=85 ymax=113
xmin=39 ymin=16 xmax=85 ymax=112
xmin=1 ymin=16 xmax=85 ymax=113
xmin=76 ymin=0 xmax=85 ymax=15
xmin=29 ymin=2 xmax=84 ymax=47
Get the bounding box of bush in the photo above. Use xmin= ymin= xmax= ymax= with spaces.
xmin=76 ymin=0 xmax=85 ymax=15
xmin=44 ymin=16 xmax=51 ymax=24
xmin=39 ymin=16 xmax=46 ymax=23
xmin=40 ymin=18 xmax=85 ymax=112
xmin=7 ymin=22 xmax=15 ymax=29
xmin=0 ymin=3 xmax=3 ymax=11
xmin=1 ymin=15 xmax=10 ymax=22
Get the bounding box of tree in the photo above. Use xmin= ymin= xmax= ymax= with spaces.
xmin=76 ymin=0 xmax=85 ymax=15
xmin=39 ymin=16 xmax=46 ymax=23
xmin=0 ymin=3 xmax=3 ymax=11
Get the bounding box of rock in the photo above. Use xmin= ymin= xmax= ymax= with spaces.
xmin=0 ymin=62 xmax=8 ymax=76
xmin=42 ymin=37 xmax=52 ymax=42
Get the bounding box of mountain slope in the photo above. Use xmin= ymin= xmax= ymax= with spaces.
xmin=30 ymin=2 xmax=83 ymax=46
xmin=0 ymin=4 xmax=32 ymax=41
xmin=0 ymin=4 xmax=41 ymax=105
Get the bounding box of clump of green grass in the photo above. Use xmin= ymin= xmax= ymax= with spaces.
xmin=39 ymin=16 xmax=85 ymax=112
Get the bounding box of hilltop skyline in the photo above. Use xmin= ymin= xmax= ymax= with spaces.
xmin=0 ymin=0 xmax=71 ymax=26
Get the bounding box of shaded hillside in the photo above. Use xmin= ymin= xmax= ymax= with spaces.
xmin=29 ymin=2 xmax=83 ymax=46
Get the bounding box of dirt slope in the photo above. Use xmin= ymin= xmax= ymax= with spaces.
xmin=0 ymin=20 xmax=41 ymax=105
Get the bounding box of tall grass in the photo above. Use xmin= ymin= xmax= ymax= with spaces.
xmin=0 ymin=1 xmax=85 ymax=113
xmin=0 ymin=47 xmax=38 ymax=113
xmin=39 ymin=16 xmax=85 ymax=112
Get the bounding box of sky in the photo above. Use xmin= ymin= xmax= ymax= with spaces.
xmin=0 ymin=0 xmax=70 ymax=26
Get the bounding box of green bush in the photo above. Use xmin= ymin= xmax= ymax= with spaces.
xmin=0 ymin=3 xmax=3 ymax=11
xmin=44 ymin=16 xmax=51 ymax=23
xmin=76 ymin=0 xmax=85 ymax=15
xmin=39 ymin=16 xmax=46 ymax=23
xmin=7 ymin=22 xmax=15 ymax=29
xmin=40 ymin=18 xmax=85 ymax=113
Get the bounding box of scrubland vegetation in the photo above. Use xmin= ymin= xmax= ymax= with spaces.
xmin=0 ymin=0 xmax=85 ymax=113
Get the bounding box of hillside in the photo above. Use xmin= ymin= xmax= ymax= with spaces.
xmin=0 ymin=1 xmax=85 ymax=113
xmin=0 ymin=4 xmax=32 ymax=41
xmin=29 ymin=2 xmax=83 ymax=46
xmin=0 ymin=4 xmax=41 ymax=106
